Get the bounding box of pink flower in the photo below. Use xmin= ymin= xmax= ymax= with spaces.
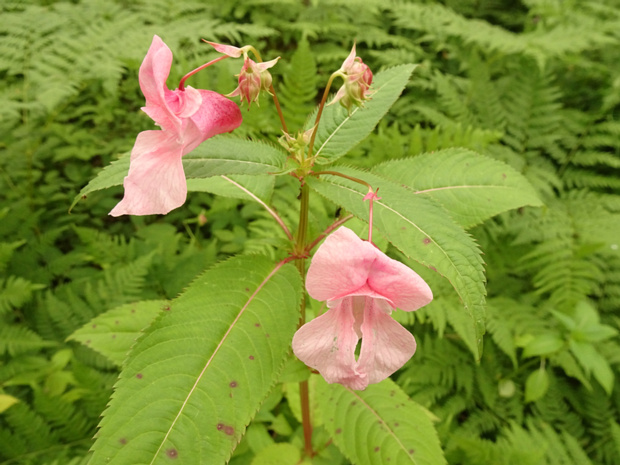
xmin=110 ymin=35 xmax=242 ymax=216
xmin=203 ymin=41 xmax=244 ymax=58
xmin=229 ymin=57 xmax=280 ymax=108
xmin=331 ymin=44 xmax=374 ymax=112
xmin=292 ymin=227 xmax=432 ymax=390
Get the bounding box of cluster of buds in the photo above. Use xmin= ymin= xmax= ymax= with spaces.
xmin=331 ymin=44 xmax=374 ymax=113
xmin=206 ymin=41 xmax=279 ymax=109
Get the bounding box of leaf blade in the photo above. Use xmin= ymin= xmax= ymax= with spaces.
xmin=89 ymin=256 xmax=302 ymax=464
xmin=373 ymin=148 xmax=543 ymax=228
xmin=68 ymin=300 xmax=167 ymax=366
xmin=318 ymin=378 xmax=446 ymax=465
xmin=312 ymin=65 xmax=416 ymax=164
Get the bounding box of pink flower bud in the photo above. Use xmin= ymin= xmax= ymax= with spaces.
xmin=331 ymin=44 xmax=374 ymax=113
xmin=228 ymin=57 xmax=280 ymax=108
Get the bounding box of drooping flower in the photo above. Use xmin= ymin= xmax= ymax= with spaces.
xmin=331 ymin=43 xmax=374 ymax=113
xmin=229 ymin=57 xmax=280 ymax=108
xmin=110 ymin=35 xmax=242 ymax=216
xmin=292 ymin=227 xmax=432 ymax=390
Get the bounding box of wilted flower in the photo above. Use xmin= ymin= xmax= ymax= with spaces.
xmin=331 ymin=43 xmax=374 ymax=112
xmin=229 ymin=57 xmax=280 ymax=108
xmin=110 ymin=35 xmax=242 ymax=216
xmin=292 ymin=227 xmax=433 ymax=390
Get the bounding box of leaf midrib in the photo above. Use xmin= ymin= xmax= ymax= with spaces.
xmin=314 ymin=70 xmax=406 ymax=158
xmin=149 ymin=263 xmax=284 ymax=464
xmin=414 ymin=184 xmax=523 ymax=194
xmin=346 ymin=388 xmax=417 ymax=464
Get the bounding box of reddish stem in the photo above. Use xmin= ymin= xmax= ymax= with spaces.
xmin=178 ymin=55 xmax=229 ymax=91
xmin=300 ymin=380 xmax=314 ymax=457
xmin=305 ymin=214 xmax=354 ymax=253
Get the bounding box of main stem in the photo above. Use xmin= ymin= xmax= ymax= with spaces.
xmin=295 ymin=183 xmax=314 ymax=458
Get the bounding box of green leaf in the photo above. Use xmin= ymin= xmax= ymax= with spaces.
xmin=569 ymin=340 xmax=614 ymax=394
xmin=307 ymin=167 xmax=486 ymax=358
xmin=89 ymin=255 xmax=302 ymax=464
xmin=183 ymin=137 xmax=286 ymax=178
xmin=373 ymin=148 xmax=543 ymax=229
xmin=187 ymin=174 xmax=275 ymax=202
xmin=68 ymin=300 xmax=167 ymax=366
xmin=71 ymin=136 xmax=285 ymax=210
xmin=525 ymin=367 xmax=549 ymax=403
xmin=522 ymin=333 xmax=565 ymax=358
xmin=251 ymin=443 xmax=301 ymax=465
xmin=0 ymin=394 xmax=19 ymax=414
xmin=317 ymin=378 xmax=446 ymax=465
xmin=311 ymin=65 xmax=416 ymax=164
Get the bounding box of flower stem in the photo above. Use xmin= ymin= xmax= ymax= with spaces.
xmin=295 ymin=182 xmax=314 ymax=458
xmin=311 ymin=170 xmax=373 ymax=190
xmin=247 ymin=47 xmax=289 ymax=134
xmin=178 ymin=55 xmax=229 ymax=91
xmin=306 ymin=214 xmax=354 ymax=253
xmin=307 ymin=72 xmax=339 ymax=159
xmin=269 ymin=84 xmax=289 ymax=134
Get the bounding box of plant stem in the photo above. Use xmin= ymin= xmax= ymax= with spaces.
xmin=178 ymin=55 xmax=229 ymax=91
xmin=248 ymin=47 xmax=289 ymax=134
xmin=295 ymin=182 xmax=314 ymax=457
xmin=269 ymin=84 xmax=288 ymax=134
xmin=306 ymin=214 xmax=354 ymax=253
xmin=307 ymin=72 xmax=340 ymax=159
xmin=311 ymin=170 xmax=373 ymax=190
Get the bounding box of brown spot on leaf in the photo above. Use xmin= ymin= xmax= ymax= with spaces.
xmin=335 ymin=428 xmax=342 ymax=434
xmin=115 ymin=320 xmax=119 ymax=325
xmin=217 ymin=423 xmax=235 ymax=436
xmin=351 ymin=401 xmax=357 ymax=406
xmin=375 ymin=447 xmax=380 ymax=452
xmin=255 ymin=323 xmax=261 ymax=328
xmin=265 ymin=333 xmax=270 ymax=338
xmin=131 ymin=308 xmax=136 ymax=313
xmin=394 ymin=422 xmax=399 ymax=427
xmin=166 ymin=448 xmax=178 ymax=459
xmin=409 ymin=449 xmax=415 ymax=454
xmin=245 ymin=287 xmax=250 ymax=292
xmin=230 ymin=381 xmax=238 ymax=388
xmin=390 ymin=390 xmax=395 ymax=397
xmin=112 ymin=334 xmax=116 ymax=339
xmin=92 ymin=324 xmax=97 ymax=328
xmin=430 ymin=266 xmax=437 ymax=272
xmin=85 ymin=340 xmax=91 ymax=345
xmin=423 ymin=237 xmax=431 ymax=245
xmin=119 ymin=437 xmax=127 ymax=445
xmin=136 ymin=373 xmax=143 ymax=379
xmin=163 ymin=305 xmax=171 ymax=311
xmin=249 ymin=355 xmax=255 ymax=360
xmin=502 ymin=173 xmax=506 ymax=179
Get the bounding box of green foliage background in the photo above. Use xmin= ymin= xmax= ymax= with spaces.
xmin=1 ymin=0 xmax=619 ymax=464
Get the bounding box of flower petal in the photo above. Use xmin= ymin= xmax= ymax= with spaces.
xmin=340 ymin=43 xmax=357 ymax=72
xmin=292 ymin=302 xmax=367 ymax=390
xmin=367 ymin=254 xmax=433 ymax=311
xmin=109 ymin=131 xmax=185 ymax=216
xmin=138 ymin=36 xmax=180 ymax=132
xmin=187 ymin=90 xmax=243 ymax=148
xmin=357 ymin=300 xmax=417 ymax=385
xmin=204 ymin=41 xmax=243 ymax=58
xmin=306 ymin=227 xmax=378 ymax=303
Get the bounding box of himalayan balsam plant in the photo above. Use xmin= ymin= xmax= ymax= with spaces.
xmin=71 ymin=35 xmax=543 ymax=464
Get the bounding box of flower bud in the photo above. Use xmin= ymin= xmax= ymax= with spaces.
xmin=331 ymin=44 xmax=374 ymax=113
xmin=228 ymin=57 xmax=280 ymax=108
